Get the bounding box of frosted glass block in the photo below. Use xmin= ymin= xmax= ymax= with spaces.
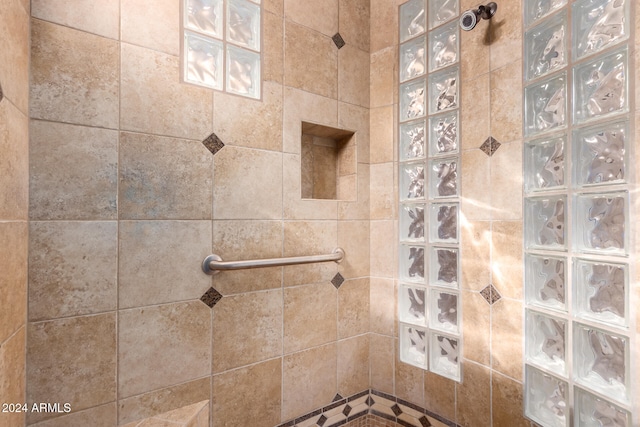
xmin=226 ymin=45 xmax=260 ymax=98
xmin=399 ymin=0 xmax=426 ymax=43
xmin=430 ymin=332 xmax=460 ymax=381
xmin=572 ymin=0 xmax=629 ymax=60
xmin=575 ymin=387 xmax=631 ymax=427
xmin=185 ymin=0 xmax=223 ymax=38
xmin=399 ymin=284 xmax=427 ymax=325
xmin=400 ymin=119 xmax=426 ymax=161
xmin=428 ymin=0 xmax=458 ymax=29
xmin=574 ymin=192 xmax=627 ymax=255
xmin=400 ymin=323 xmax=428 ymax=368
xmin=399 ymin=203 xmax=426 ymax=243
xmin=429 ymin=289 xmax=459 ymax=333
xmin=400 ymin=244 xmax=425 ymax=283
xmin=524 ymin=11 xmax=567 ymax=81
xmin=525 ymin=309 xmax=567 ymax=375
xmin=428 ymin=21 xmax=458 ymax=72
xmin=524 ymin=73 xmax=567 ymax=137
xmin=399 ymin=161 xmax=425 ymax=201
xmin=429 ymin=111 xmax=458 ymax=156
xmin=184 ymin=31 xmax=224 ymax=90
xmin=524 ymin=195 xmax=566 ymax=250
xmin=429 ymin=157 xmax=458 ymax=199
xmin=400 ymin=80 xmax=426 ymax=122
xmin=429 ymin=247 xmax=458 ymax=288
xmin=525 ymin=366 xmax=569 ymax=427
xmin=573 ymin=121 xmax=627 ymax=187
xmin=573 ymin=48 xmax=628 ymax=124
xmin=574 ymin=259 xmax=628 ymax=327
xmin=573 ymin=323 xmax=629 ymax=403
xmin=524 ymin=0 xmax=567 ymax=27
xmin=525 ymin=254 xmax=567 ymax=312
xmin=429 ymin=203 xmax=458 ymax=244
xmin=227 ymin=0 xmax=261 ymax=51
xmin=524 ymin=135 xmax=566 ymax=193
xmin=429 ymin=67 xmax=458 ymax=114
xmin=400 ymin=36 xmax=426 ymax=82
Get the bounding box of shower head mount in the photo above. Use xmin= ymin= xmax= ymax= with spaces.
xmin=460 ymin=2 xmax=497 ymax=31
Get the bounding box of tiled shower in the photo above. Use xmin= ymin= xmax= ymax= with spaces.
xmin=0 ymin=1 xmax=638 ymax=427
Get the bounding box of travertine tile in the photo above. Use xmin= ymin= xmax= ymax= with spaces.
xmin=29 ymin=221 xmax=117 ymax=321
xmin=460 ymin=149 xmax=491 ymax=221
xmin=31 ymin=0 xmax=118 ymax=39
xmin=490 ymin=141 xmax=523 ymax=220
xmin=460 ymin=74 xmax=490 ymax=151
xmin=283 ymin=220 xmax=338 ymax=286
xmin=370 ymin=163 xmax=395 ymax=220
xmin=0 ymin=327 xmax=25 ymax=427
xmin=369 ymin=334 xmax=394 ymax=394
xmin=118 ymin=132 xmax=213 ymax=220
xmin=370 ymin=220 xmax=396 ymax=278
xmin=118 ymin=221 xmax=212 ymax=308
xmin=491 ymin=298 xmax=523 ymax=381
xmin=337 ymin=335 xmax=369 ymax=396
xmin=338 ymin=162 xmax=370 ymax=221
xmin=29 ymin=403 xmax=116 ymax=427
xmin=26 ymin=313 xmax=116 ymax=424
xmin=370 ymin=0 xmax=397 ymax=52
xmin=212 ymin=289 xmax=283 ymax=372
xmin=0 ymin=0 xmax=30 ymax=112
xmin=0 ymin=102 xmax=28 ymax=220
xmin=455 ymin=361 xmax=491 ymax=427
xmin=120 ymin=43 xmax=212 ymax=139
xmin=491 ymin=221 xmax=523 ymax=300
xmin=462 ymin=290 xmax=490 ymax=366
xmin=29 ymin=120 xmax=117 ymax=220
xmin=0 ymin=222 xmax=27 ymax=344
xmin=424 ymin=371 xmax=456 ymax=422
xmin=395 ymin=347 xmax=424 ymax=404
xmin=369 ymin=106 xmax=394 ymax=164
xmin=284 ymin=0 xmax=338 ymax=37
xmin=490 ymin=61 xmax=523 ymax=143
xmin=339 ymin=101 xmax=369 ymax=171
xmin=492 ymin=372 xmax=529 ymax=427
xmin=338 ymin=220 xmax=370 ymax=278
xmin=264 ymin=11 xmax=284 ymax=83
xmin=118 ymin=302 xmax=211 ymax=398
xmin=338 ymin=278 xmax=370 ymax=338
xmin=121 ymin=0 xmax=179 ymax=55
xmin=460 ymin=220 xmax=490 ymax=291
xmin=370 ymin=48 xmax=397 ymax=108
xmin=489 ymin=0 xmax=522 ymax=71
xmin=283 ymin=153 xmax=338 ymax=220
xmin=283 ymin=343 xmax=337 ymax=420
xmin=284 ymin=282 xmax=337 ymax=353
xmin=460 ymin=20 xmax=490 ymax=82
xmin=370 ymin=278 xmax=395 ymax=336
xmin=339 ymin=0 xmax=370 ymax=52
xmin=30 ymin=19 xmax=119 ymax=128
xmin=339 ymin=45 xmax=370 ymax=108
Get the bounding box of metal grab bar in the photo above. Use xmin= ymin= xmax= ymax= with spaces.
xmin=201 ymin=248 xmax=345 ymax=275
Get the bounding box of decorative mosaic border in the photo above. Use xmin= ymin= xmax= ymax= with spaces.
xmin=276 ymin=389 xmax=459 ymax=427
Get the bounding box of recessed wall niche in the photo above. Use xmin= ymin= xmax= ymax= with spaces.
xmin=300 ymin=121 xmax=356 ymax=201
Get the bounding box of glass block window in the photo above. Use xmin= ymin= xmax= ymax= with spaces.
xmin=398 ymin=0 xmax=461 ymax=382
xmin=182 ymin=0 xmax=261 ymax=99
xmin=523 ymin=0 xmax=635 ymax=424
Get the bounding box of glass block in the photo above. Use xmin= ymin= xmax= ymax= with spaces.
xmin=429 ymin=111 xmax=458 ymax=156
xmin=400 ymin=35 xmax=426 ymax=82
xmin=524 ymin=195 xmax=566 ymax=250
xmin=400 ymin=323 xmax=428 ymax=368
xmin=429 ymin=157 xmax=458 ymax=199
xmin=524 ymin=0 xmax=567 ymax=27
xmin=430 ymin=289 xmax=459 ymax=333
xmin=399 ymin=284 xmax=427 ymax=325
xmin=184 ymin=31 xmax=224 ymax=90
xmin=573 ymin=48 xmax=628 ymax=124
xmin=430 ymin=332 xmax=460 ymax=381
xmin=428 ymin=21 xmax=458 ymax=72
xmin=429 ymin=247 xmax=459 ymax=288
xmin=399 ymin=203 xmax=426 ymax=243
xmin=226 ymin=45 xmax=260 ymax=98
xmin=185 ymin=0 xmax=223 ymax=38
xmin=524 ymin=73 xmax=567 ymax=137
xmin=428 ymin=0 xmax=458 ymax=29
xmin=525 ymin=309 xmax=567 ymax=375
xmin=400 ymin=244 xmax=425 ymax=283
xmin=575 ymin=387 xmax=632 ymax=427
xmin=399 ymin=161 xmax=425 ymax=201
xmin=400 ymin=79 xmax=426 ymax=122
xmin=429 ymin=203 xmax=458 ymax=243
xmin=525 ymin=254 xmax=567 ymax=312
xmin=574 ymin=192 xmax=627 ymax=255
xmin=525 ymin=366 xmax=569 ymax=427
xmin=573 ymin=121 xmax=627 ymax=187
xmin=429 ymin=67 xmax=458 ymax=114
xmin=399 ymin=0 xmax=426 ymax=43
xmin=400 ymin=119 xmax=426 ymax=162
xmin=524 ymin=11 xmax=567 ymax=81
xmin=574 ymin=259 xmax=628 ymax=327
xmin=572 ymin=0 xmax=629 ymax=60
xmin=573 ymin=323 xmax=629 ymax=403
xmin=524 ymin=135 xmax=566 ymax=193
xmin=227 ymin=0 xmax=261 ymax=51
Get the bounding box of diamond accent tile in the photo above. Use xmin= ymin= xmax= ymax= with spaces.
xmin=331 ymin=273 xmax=345 ymax=289
xmin=202 ymin=132 xmax=225 ymax=155
xmin=342 ymin=404 xmax=352 ymax=416
xmin=333 ymin=393 xmax=344 ymax=402
xmin=200 ymin=287 xmax=223 ymax=308
xmin=317 ymin=414 xmax=327 ymax=426
xmin=479 ymin=136 xmax=501 ymax=156
xmin=332 ymin=33 xmax=346 ymax=49
xmin=480 ymin=284 xmax=501 ymax=305
xmin=391 ymin=404 xmax=402 ymax=416
xmin=419 ymin=416 xmax=432 ymax=427
xmin=366 ymin=396 xmax=374 ymax=406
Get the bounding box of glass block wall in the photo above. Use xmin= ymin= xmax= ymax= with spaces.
xmin=522 ymin=0 xmax=636 ymax=425
xmin=182 ymin=0 xmax=261 ymax=99
xmin=397 ymin=0 xmax=462 ymax=381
